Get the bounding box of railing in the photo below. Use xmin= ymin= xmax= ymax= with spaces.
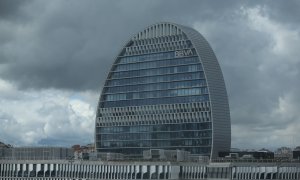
xmin=211 ymin=158 xmax=300 ymax=163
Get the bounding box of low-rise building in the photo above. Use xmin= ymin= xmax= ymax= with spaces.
xmin=0 ymin=147 xmax=73 ymax=160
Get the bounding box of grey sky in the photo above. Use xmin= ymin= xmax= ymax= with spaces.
xmin=0 ymin=0 xmax=300 ymax=150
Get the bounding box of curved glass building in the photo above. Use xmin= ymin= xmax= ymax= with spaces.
xmin=95 ymin=22 xmax=231 ymax=159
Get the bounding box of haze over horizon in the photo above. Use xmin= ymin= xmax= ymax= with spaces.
xmin=0 ymin=0 xmax=300 ymax=150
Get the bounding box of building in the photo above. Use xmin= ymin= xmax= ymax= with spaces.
xmin=95 ymin=22 xmax=231 ymax=159
xmin=0 ymin=142 xmax=10 ymax=149
xmin=293 ymin=146 xmax=300 ymax=160
xmin=0 ymin=147 xmax=73 ymax=160
xmin=275 ymin=147 xmax=293 ymax=160
xmin=71 ymin=144 xmax=95 ymax=160
xmin=219 ymin=150 xmax=274 ymax=160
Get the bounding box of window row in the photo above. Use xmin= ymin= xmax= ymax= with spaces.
xmin=100 ymin=139 xmax=211 ymax=148
xmin=98 ymin=116 xmax=211 ymax=128
xmin=103 ymin=87 xmax=208 ymax=101
xmin=114 ymin=56 xmax=198 ymax=72
xmin=99 ymin=131 xmax=212 ymax=141
xmin=99 ymin=146 xmax=211 ymax=155
xmin=132 ymin=34 xmax=188 ymax=46
xmin=101 ymin=95 xmax=209 ymax=107
xmin=107 ymin=72 xmax=204 ymax=86
xmin=119 ymin=49 xmax=196 ymax=64
xmin=111 ymin=64 xmax=202 ymax=79
xmin=98 ymin=110 xmax=210 ymax=120
xmin=98 ymin=123 xmax=212 ymax=133
xmin=104 ymin=79 xmax=206 ymax=94
xmin=99 ymin=102 xmax=210 ymax=117
xmin=125 ymin=41 xmax=192 ymax=56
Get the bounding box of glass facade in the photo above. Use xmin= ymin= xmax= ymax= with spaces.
xmin=95 ymin=23 xmax=231 ymax=158
xmin=101 ymin=49 xmax=208 ymax=108
xmin=97 ymin=123 xmax=212 ymax=155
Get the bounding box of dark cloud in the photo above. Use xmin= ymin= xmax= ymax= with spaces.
xmin=0 ymin=0 xmax=30 ymax=20
xmin=0 ymin=0 xmax=246 ymax=91
xmin=263 ymin=1 xmax=300 ymax=26
xmin=0 ymin=0 xmax=300 ymax=149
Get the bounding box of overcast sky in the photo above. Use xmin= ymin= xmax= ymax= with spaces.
xmin=0 ymin=0 xmax=300 ymax=150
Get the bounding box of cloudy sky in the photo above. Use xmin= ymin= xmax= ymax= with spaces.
xmin=0 ymin=0 xmax=300 ymax=150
